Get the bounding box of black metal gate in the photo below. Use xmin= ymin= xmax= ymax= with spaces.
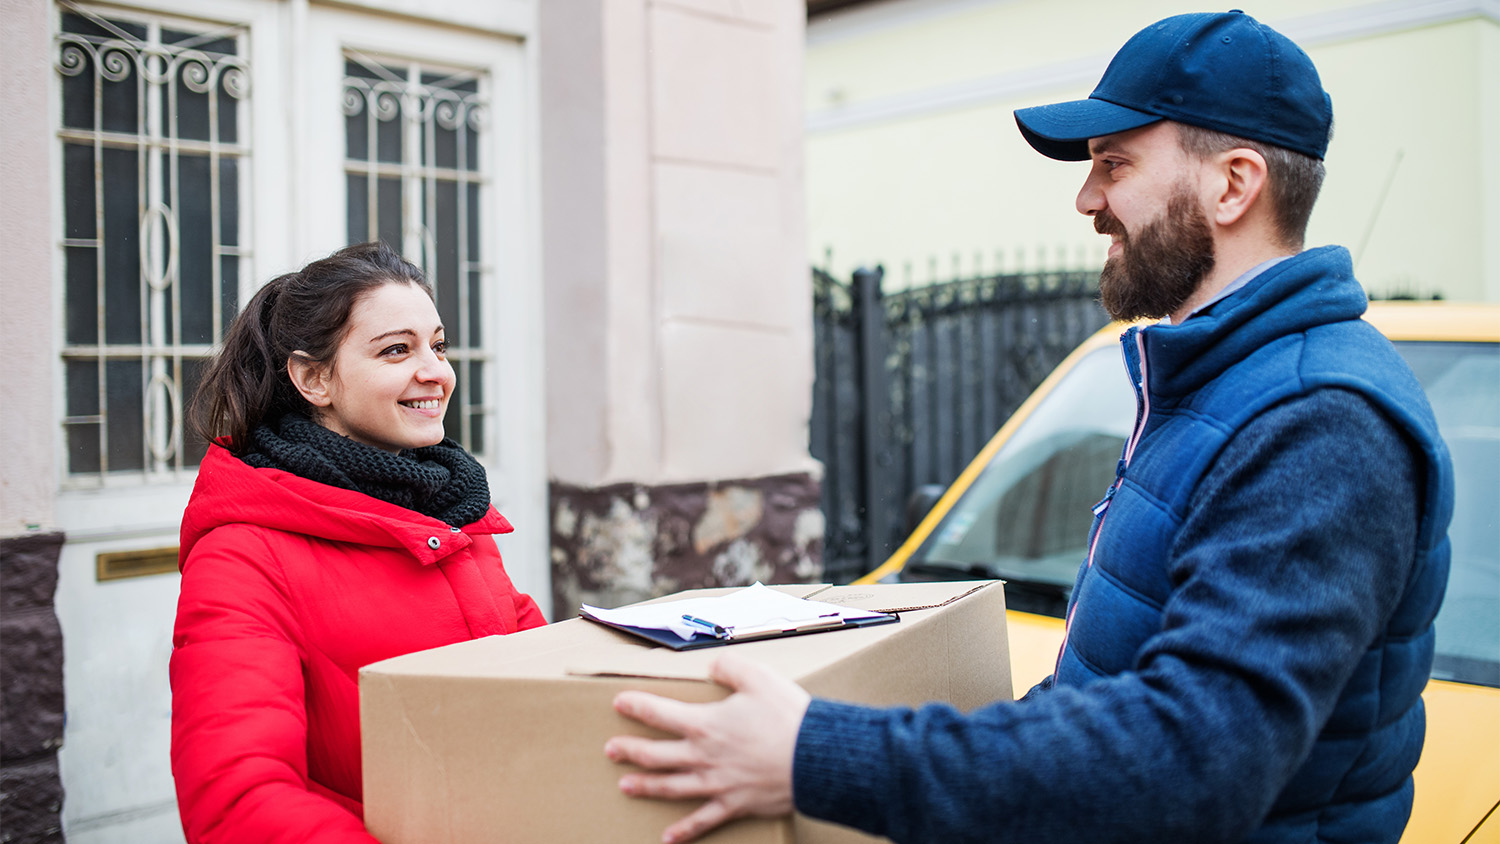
xmin=811 ymin=265 xmax=1108 ymax=584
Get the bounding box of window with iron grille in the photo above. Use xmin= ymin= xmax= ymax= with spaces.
xmin=55 ymin=3 xmax=248 ymax=479
xmin=342 ymin=52 xmax=490 ymax=458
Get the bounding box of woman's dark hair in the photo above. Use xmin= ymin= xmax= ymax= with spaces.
xmin=190 ymin=241 xmax=433 ymax=453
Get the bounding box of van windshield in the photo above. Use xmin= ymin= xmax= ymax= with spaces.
xmin=902 ymin=340 xmax=1499 ymax=688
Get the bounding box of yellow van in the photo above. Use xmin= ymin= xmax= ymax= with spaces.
xmin=856 ymin=302 xmax=1500 ymax=843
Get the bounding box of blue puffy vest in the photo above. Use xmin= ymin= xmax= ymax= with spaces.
xmin=1056 ymin=246 xmax=1454 ymax=841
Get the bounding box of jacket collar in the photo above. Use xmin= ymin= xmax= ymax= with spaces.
xmin=180 ymin=444 xmax=513 ymax=569
xmin=1134 ymin=245 xmax=1367 ymax=399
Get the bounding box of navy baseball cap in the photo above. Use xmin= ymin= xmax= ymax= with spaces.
xmin=1015 ymin=10 xmax=1333 ymax=161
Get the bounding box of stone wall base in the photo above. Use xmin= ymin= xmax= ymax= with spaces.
xmin=1 ymin=532 xmax=66 ymax=843
xmin=549 ymin=472 xmax=823 ymax=619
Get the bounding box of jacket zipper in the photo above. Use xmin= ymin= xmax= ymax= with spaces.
xmin=1055 ymin=327 xmax=1151 ymax=673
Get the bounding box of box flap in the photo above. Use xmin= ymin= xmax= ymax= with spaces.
xmin=563 ymin=618 xmax=903 ymax=682
xmin=563 ymin=582 xmax=997 ymax=683
xmin=360 ymin=582 xmax=999 ymax=687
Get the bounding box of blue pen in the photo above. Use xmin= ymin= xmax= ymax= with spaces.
xmin=681 ymin=614 xmax=727 ymax=637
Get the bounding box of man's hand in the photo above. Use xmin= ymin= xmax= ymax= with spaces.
xmin=605 ymin=653 xmax=812 ymax=844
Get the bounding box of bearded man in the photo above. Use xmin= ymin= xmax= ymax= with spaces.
xmin=605 ymin=12 xmax=1454 ymax=844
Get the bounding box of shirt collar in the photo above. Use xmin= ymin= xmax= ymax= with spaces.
xmin=1164 ymin=255 xmax=1293 ymax=325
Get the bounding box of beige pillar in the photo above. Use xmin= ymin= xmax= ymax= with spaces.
xmin=1 ymin=0 xmax=59 ymax=537
xmin=539 ymin=0 xmax=822 ymax=615
xmin=0 ymin=3 xmax=67 ymax=840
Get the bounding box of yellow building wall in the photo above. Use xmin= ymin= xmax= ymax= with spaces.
xmin=806 ymin=0 xmax=1500 ymax=302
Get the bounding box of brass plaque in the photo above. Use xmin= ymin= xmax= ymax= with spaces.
xmin=96 ymin=546 xmax=179 ymax=581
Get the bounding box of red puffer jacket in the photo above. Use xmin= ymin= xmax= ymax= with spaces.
xmin=171 ymin=443 xmax=546 ymax=843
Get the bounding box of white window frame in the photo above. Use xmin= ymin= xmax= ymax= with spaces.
xmin=51 ymin=0 xmax=282 ymax=540
xmin=340 ymin=48 xmax=493 ymax=454
xmin=53 ymin=0 xmax=254 ymax=485
xmin=299 ymin=9 xmax=548 ymax=609
xmin=51 ymin=4 xmax=548 ymax=614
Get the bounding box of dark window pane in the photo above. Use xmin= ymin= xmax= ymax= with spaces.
xmin=60 ymin=47 xmax=95 ymax=130
xmin=64 ymin=143 xmax=97 ymax=239
xmin=432 ymin=108 xmax=457 ymax=170
xmin=178 ymin=154 xmax=212 ymax=343
xmin=468 ymin=409 xmax=486 ymax=456
xmin=443 ymin=368 xmax=464 ymax=445
xmin=375 ymin=91 xmax=403 ymax=165
xmin=220 ymin=254 xmax=239 ymax=338
xmin=63 ymin=13 xmax=145 ymax=39
xmin=466 ymin=182 xmax=480 ymax=260
xmin=377 ymin=177 xmax=403 ymax=248
xmin=345 ymin=58 xmax=386 ymax=82
xmin=435 ymin=179 xmax=459 ymax=338
xmin=467 ymin=360 xmax=484 ymax=405
xmin=218 ymin=70 xmax=240 ymax=144
xmin=182 ymin=357 xmax=210 ymax=466
xmin=100 ymin=52 xmax=141 ymax=134
xmin=467 ymin=270 xmax=482 ymax=348
xmin=161 ymin=29 xmax=233 ymax=51
xmin=105 ymin=358 xmax=145 ymax=472
xmin=346 ymin=87 xmax=369 ymax=160
xmin=465 ymin=124 xmax=479 ymax=172
xmin=468 ymin=359 xmax=485 ymax=455
xmin=59 ymin=11 xmax=146 ymax=136
xmin=174 ymin=64 xmax=212 ymax=141
xmin=67 ymin=421 xmax=102 ymax=475
xmin=102 ymin=147 xmax=141 ymax=345
xmin=157 ymin=162 xmax=176 ymax=342
xmin=347 ymin=172 xmax=370 ymax=244
xmin=65 ymin=246 xmax=98 ymax=345
xmin=66 ymin=359 xmax=100 ymax=416
xmin=220 ymin=157 xmax=239 ymax=245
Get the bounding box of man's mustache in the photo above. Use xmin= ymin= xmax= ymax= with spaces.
xmin=1095 ymin=211 xmax=1125 ymax=238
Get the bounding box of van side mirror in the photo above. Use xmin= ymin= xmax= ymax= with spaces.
xmin=902 ymin=484 xmax=948 ymax=541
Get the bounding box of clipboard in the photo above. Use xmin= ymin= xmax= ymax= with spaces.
xmin=578 ymin=583 xmax=900 ymax=651
xmin=578 ymin=606 xmax=898 ymax=650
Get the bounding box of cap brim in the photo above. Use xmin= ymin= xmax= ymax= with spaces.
xmin=1014 ymin=98 xmax=1163 ymax=161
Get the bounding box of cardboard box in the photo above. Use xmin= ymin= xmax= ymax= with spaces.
xmin=361 ymin=580 xmax=1010 ymax=843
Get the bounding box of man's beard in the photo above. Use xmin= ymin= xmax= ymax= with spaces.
xmin=1095 ymin=186 xmax=1216 ymax=322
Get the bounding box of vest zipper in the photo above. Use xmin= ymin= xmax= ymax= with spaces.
xmin=1055 ymin=327 xmax=1151 ymax=673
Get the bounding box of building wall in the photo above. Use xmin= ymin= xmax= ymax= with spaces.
xmin=541 ymin=0 xmax=823 ymax=614
xmin=0 ymin=0 xmax=65 ymax=839
xmin=805 ymin=0 xmax=1500 ymax=302
xmin=3 ymin=0 xmax=821 ymax=839
xmin=1 ymin=1 xmax=549 ymax=840
xmin=0 ymin=0 xmax=59 ymax=537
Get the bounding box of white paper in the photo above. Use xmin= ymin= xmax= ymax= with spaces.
xmin=581 ymin=582 xmax=889 ymax=641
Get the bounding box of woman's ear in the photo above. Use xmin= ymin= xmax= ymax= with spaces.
xmin=287 ymin=352 xmax=333 ymax=407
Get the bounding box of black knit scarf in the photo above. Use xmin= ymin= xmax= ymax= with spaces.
xmin=242 ymin=413 xmax=492 ymax=527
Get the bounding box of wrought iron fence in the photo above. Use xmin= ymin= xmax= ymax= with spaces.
xmin=812 ymin=264 xmax=1108 ymax=584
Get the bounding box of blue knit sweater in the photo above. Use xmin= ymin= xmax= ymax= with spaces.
xmin=792 ymin=246 xmax=1454 ymax=843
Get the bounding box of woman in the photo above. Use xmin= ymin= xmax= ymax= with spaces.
xmin=171 ymin=242 xmax=545 ymax=842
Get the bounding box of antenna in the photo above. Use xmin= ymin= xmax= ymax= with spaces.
xmin=1352 ymin=149 xmax=1404 ymax=271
